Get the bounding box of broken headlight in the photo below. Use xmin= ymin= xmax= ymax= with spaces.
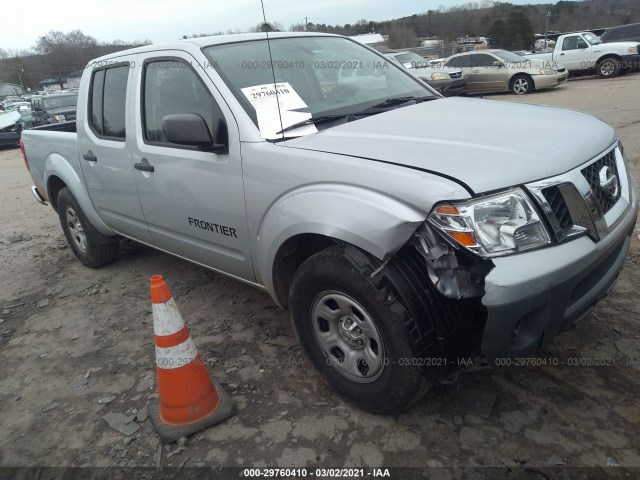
xmin=427 ymin=188 xmax=551 ymax=257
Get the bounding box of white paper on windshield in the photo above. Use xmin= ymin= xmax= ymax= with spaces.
xmin=241 ymin=82 xmax=317 ymax=139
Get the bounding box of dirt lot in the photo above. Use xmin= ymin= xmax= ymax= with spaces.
xmin=1 ymin=74 xmax=639 ymax=476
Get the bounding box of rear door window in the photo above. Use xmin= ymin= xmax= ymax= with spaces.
xmin=89 ymin=64 xmax=129 ymax=140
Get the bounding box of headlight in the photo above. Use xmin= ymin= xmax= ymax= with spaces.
xmin=628 ymin=47 xmax=636 ymax=54
xmin=53 ymin=114 xmax=66 ymax=122
xmin=431 ymin=72 xmax=449 ymax=81
xmin=537 ymin=69 xmax=557 ymax=75
xmin=427 ymin=188 xmax=551 ymax=257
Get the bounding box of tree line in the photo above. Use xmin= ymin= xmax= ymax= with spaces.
xmin=0 ymin=31 xmax=149 ymax=91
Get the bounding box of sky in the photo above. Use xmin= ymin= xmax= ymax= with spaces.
xmin=1 ymin=0 xmax=551 ymax=51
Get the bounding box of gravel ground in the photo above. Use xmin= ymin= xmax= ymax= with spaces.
xmin=0 ymin=73 xmax=639 ymax=476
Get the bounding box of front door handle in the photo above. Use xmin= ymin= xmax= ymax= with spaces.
xmin=134 ymin=158 xmax=155 ymax=173
xmin=82 ymin=151 xmax=97 ymax=162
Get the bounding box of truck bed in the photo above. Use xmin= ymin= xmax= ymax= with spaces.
xmin=30 ymin=121 xmax=77 ymax=133
xmin=22 ymin=122 xmax=79 ymax=204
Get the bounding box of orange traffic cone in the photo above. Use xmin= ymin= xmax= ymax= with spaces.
xmin=147 ymin=275 xmax=235 ymax=442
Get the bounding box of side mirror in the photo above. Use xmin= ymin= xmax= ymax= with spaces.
xmin=162 ymin=113 xmax=227 ymax=153
xmin=578 ymin=43 xmax=588 ymax=49
xmin=492 ymin=60 xmax=504 ymax=67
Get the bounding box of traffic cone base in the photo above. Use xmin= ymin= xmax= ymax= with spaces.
xmin=148 ymin=275 xmax=235 ymax=443
xmin=148 ymin=378 xmax=236 ymax=443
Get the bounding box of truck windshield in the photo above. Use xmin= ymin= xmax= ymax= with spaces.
xmin=43 ymin=95 xmax=78 ymax=109
xmin=203 ymin=36 xmax=435 ymax=139
xmin=582 ymin=33 xmax=602 ymax=45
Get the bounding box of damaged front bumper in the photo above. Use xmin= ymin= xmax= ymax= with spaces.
xmin=412 ymin=149 xmax=638 ymax=364
xmin=481 ymin=191 xmax=637 ymax=362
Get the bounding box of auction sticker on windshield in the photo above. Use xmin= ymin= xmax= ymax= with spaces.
xmin=241 ymin=82 xmax=317 ymax=139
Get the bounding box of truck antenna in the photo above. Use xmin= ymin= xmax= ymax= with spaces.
xmin=260 ymin=0 xmax=285 ymax=139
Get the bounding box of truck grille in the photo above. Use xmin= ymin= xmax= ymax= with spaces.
xmin=581 ymin=149 xmax=621 ymax=214
xmin=542 ymin=186 xmax=573 ymax=231
xmin=449 ymin=71 xmax=462 ymax=79
xmin=527 ymin=143 xmax=629 ymax=244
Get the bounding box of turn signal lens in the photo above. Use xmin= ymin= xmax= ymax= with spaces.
xmin=434 ymin=205 xmax=460 ymax=215
xmin=450 ymin=231 xmax=478 ymax=247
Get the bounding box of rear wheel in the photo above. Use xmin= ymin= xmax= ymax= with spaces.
xmin=289 ymin=246 xmax=432 ymax=414
xmin=596 ymin=57 xmax=621 ymax=78
xmin=511 ymin=74 xmax=533 ymax=95
xmin=57 ymin=187 xmax=119 ymax=267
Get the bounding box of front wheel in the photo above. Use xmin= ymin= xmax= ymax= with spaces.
xmin=289 ymin=246 xmax=429 ymax=414
xmin=57 ymin=187 xmax=119 ymax=267
xmin=596 ymin=58 xmax=621 ymax=78
xmin=511 ymin=74 xmax=533 ymax=95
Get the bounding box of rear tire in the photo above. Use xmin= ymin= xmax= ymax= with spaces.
xmin=289 ymin=246 xmax=431 ymax=414
xmin=596 ymin=57 xmax=621 ymax=78
xmin=57 ymin=187 xmax=119 ymax=267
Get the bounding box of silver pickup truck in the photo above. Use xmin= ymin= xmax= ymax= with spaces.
xmin=21 ymin=32 xmax=638 ymax=414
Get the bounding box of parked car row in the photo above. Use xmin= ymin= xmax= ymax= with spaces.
xmin=390 ymin=48 xmax=568 ymax=95
xmin=388 ymin=29 xmax=639 ymax=96
xmin=0 ymin=92 xmax=78 ymax=147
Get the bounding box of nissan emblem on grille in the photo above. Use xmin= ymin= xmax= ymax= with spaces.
xmin=598 ymin=165 xmax=619 ymax=200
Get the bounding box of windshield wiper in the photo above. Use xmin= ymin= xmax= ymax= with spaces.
xmin=276 ymin=95 xmax=434 ymax=135
xmin=276 ymin=113 xmax=362 ymax=135
xmin=359 ymin=95 xmax=434 ymax=113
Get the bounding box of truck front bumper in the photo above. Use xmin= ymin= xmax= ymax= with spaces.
xmin=621 ymin=53 xmax=640 ymax=70
xmin=480 ymin=181 xmax=638 ymax=362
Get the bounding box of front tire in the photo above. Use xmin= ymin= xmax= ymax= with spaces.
xmin=57 ymin=187 xmax=119 ymax=267
xmin=596 ymin=57 xmax=621 ymax=78
xmin=511 ymin=74 xmax=533 ymax=95
xmin=289 ymin=246 xmax=429 ymax=414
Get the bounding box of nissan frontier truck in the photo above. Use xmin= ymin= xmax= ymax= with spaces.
xmin=21 ymin=32 xmax=638 ymax=413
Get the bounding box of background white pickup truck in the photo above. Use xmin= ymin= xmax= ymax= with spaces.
xmin=525 ymin=31 xmax=640 ymax=78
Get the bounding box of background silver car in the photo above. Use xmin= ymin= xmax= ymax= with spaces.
xmin=444 ymin=49 xmax=568 ymax=94
xmin=385 ymin=51 xmax=467 ymax=96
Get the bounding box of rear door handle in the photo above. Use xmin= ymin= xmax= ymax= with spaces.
xmin=134 ymin=159 xmax=155 ymax=173
xmin=82 ymin=151 xmax=97 ymax=162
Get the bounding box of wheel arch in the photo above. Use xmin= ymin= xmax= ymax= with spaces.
xmin=44 ymin=155 xmax=115 ymax=237
xmin=259 ymin=185 xmax=427 ymax=307
xmin=597 ymin=53 xmax=623 ymax=64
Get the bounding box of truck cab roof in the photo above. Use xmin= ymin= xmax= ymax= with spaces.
xmin=88 ymin=32 xmax=340 ymax=65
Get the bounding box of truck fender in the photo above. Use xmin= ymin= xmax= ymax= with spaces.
xmin=44 ymin=153 xmax=116 ymax=237
xmin=256 ymin=183 xmax=427 ymax=295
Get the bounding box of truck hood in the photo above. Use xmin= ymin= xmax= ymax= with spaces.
xmin=284 ymin=97 xmax=616 ymax=194
xmin=598 ymin=41 xmax=640 ymax=50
